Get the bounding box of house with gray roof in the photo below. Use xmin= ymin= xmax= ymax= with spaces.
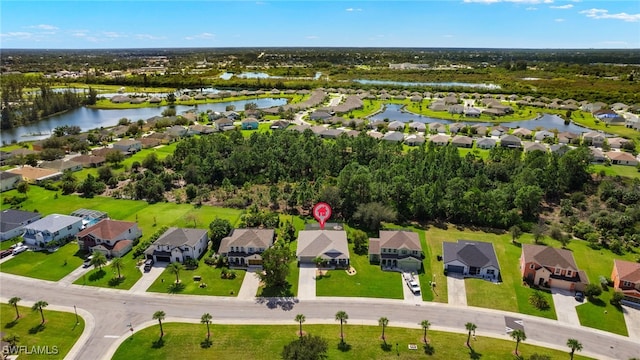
xmin=22 ymin=214 xmax=83 ymax=247
xmin=428 ymin=122 xmax=446 ymax=134
xmin=448 ymin=123 xmax=466 ymax=134
xmin=113 ymin=139 xmax=142 ymax=154
xmin=590 ymin=147 xmax=606 ymax=163
xmin=409 ymin=122 xmax=426 ymax=132
xmin=1 ymin=209 xmax=42 ymax=241
xmin=443 ymin=240 xmax=500 ymax=281
xmin=476 ymin=137 xmax=496 ymax=149
xmin=219 ymin=228 xmax=275 ymax=269
xmin=382 ymin=132 xmax=405 ymax=143
xmin=388 ymin=121 xmax=405 ymax=131
xmin=582 ymin=131 xmax=605 ymax=147
xmin=144 ymin=227 xmax=208 ymax=263
xmin=512 ymin=128 xmax=532 ymax=138
xmin=320 ymin=128 xmax=344 ymax=139
xmin=369 ymin=230 xmax=422 ymax=272
xmin=404 ymin=134 xmax=425 ymax=146
xmin=534 ymin=130 xmax=555 ymax=142
xmin=451 ymin=135 xmax=473 ymax=148
xmin=0 ymin=171 xmax=22 ymax=192
xmin=524 ymin=142 xmax=547 ymax=153
xmin=500 ymin=134 xmax=522 ymax=148
xmin=296 ymin=230 xmax=349 ymax=268
xmin=214 ymin=118 xmax=235 ymax=131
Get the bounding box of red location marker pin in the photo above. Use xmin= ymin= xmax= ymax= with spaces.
xmin=312 ymin=202 xmax=332 ymax=230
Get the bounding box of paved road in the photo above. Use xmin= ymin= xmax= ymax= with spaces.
xmin=622 ymin=305 xmax=640 ymax=340
xmin=2 ymin=273 xmax=639 ymax=360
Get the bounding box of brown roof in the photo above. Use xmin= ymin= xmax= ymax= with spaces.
xmin=614 ymin=259 xmax=640 ymax=283
xmin=368 ymin=238 xmax=380 ymax=256
xmin=522 ymin=244 xmax=579 ymax=271
xmin=606 ymin=151 xmax=637 ymax=162
xmin=70 ymin=154 xmax=106 ymax=166
xmin=112 ymin=239 xmax=133 ymax=253
xmin=219 ymin=228 xmax=275 ymax=254
xmin=77 ymin=219 xmax=137 ymax=240
xmin=8 ymin=166 xmax=60 ymax=181
xmin=92 ymin=148 xmax=121 ymax=157
xmin=379 ymin=231 xmax=421 ymax=251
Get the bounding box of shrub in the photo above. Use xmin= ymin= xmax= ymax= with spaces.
xmin=529 ymin=291 xmax=550 ymax=310
xmin=610 ymin=291 xmax=624 ymax=306
xmin=584 ymin=283 xmax=602 ymax=299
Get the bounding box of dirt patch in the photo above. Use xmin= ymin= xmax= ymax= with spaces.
xmin=316 ymin=269 xmax=328 ymax=277
xmin=346 ymin=266 xmax=357 ymax=276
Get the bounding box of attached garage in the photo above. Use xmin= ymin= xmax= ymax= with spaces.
xmin=446 ymin=264 xmax=465 ymax=274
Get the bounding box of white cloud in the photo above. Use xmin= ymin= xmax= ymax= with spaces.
xmin=72 ymin=32 xmax=87 ymax=37
xmin=580 ymin=8 xmax=640 ymax=22
xmin=185 ymin=32 xmax=215 ymax=40
xmin=464 ymin=0 xmax=553 ymax=4
xmin=0 ymin=32 xmax=32 ymax=39
xmin=103 ymin=31 xmax=126 ymax=38
xmin=135 ymin=34 xmax=164 ymax=40
xmin=28 ymin=24 xmax=58 ymax=30
xmin=555 ymin=18 xmax=565 ymax=22
xmin=550 ymin=4 xmax=573 ymax=9
xmin=345 ymin=8 xmax=362 ymax=12
xmin=526 ymin=7 xmax=537 ymax=10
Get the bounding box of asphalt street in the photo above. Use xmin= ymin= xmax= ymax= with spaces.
xmin=1 ymin=272 xmax=639 ymax=360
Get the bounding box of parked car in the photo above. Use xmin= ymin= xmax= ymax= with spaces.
xmin=404 ymin=273 xmax=421 ymax=295
xmin=83 ymin=255 xmax=94 ymax=268
xmin=12 ymin=245 xmax=28 ymax=255
xmin=575 ymin=291 xmax=584 ymax=302
xmin=143 ymin=259 xmax=154 ymax=272
xmin=0 ymin=249 xmax=13 ymax=258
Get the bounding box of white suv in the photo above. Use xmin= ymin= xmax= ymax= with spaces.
xmin=12 ymin=245 xmax=28 ymax=255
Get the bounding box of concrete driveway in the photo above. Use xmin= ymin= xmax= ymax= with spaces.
xmin=237 ymin=269 xmax=261 ymax=300
xmin=60 ymin=264 xmax=95 ymax=286
xmin=447 ymin=274 xmax=467 ymax=306
xmin=401 ymin=273 xmax=422 ymax=305
xmin=551 ymin=288 xmax=581 ymax=326
xmin=129 ymin=261 xmax=167 ymax=294
xmin=622 ymin=305 xmax=640 ymax=340
xmin=297 ymin=263 xmax=316 ymax=300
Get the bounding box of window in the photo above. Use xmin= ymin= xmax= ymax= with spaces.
xmin=67 ymin=225 xmax=73 ymax=230
xmin=623 ymin=281 xmax=632 ymax=287
xmin=487 ymin=269 xmax=495 ymax=275
xmin=554 ymin=267 xmax=561 ymax=275
xmin=566 ymin=270 xmax=573 ymax=277
xmin=529 ymin=264 xmax=534 ymax=270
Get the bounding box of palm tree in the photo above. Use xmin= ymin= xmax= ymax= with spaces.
xmin=168 ymin=262 xmax=184 ymax=284
xmin=378 ymin=317 xmax=389 ymax=343
xmin=567 ymin=338 xmax=583 ymax=360
xmin=465 ymin=322 xmax=477 ymax=347
xmin=295 ymin=314 xmax=305 ymax=338
xmin=420 ymin=320 xmax=431 ymax=344
xmin=510 ymin=329 xmax=526 ymax=356
xmin=335 ymin=310 xmax=348 ymax=343
xmin=201 ymin=313 xmax=212 ymax=341
xmin=32 ymin=300 xmax=48 ymax=324
xmin=8 ymin=297 xmax=21 ymax=319
xmin=153 ymin=310 xmax=166 ymax=338
xmin=111 ymin=257 xmax=124 ymax=278
xmin=90 ymin=251 xmax=107 ymax=270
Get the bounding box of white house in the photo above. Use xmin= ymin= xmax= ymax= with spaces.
xmin=0 ymin=171 xmax=22 ymax=192
xmin=22 ymin=214 xmax=84 ymax=247
xmin=144 ymin=227 xmax=208 ymax=263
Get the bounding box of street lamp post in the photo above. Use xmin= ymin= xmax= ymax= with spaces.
xmin=74 ymin=305 xmax=79 ymax=325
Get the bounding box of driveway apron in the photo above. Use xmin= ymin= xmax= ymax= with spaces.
xmin=447 ymin=274 xmax=467 ymax=306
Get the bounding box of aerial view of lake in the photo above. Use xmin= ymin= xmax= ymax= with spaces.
xmin=1 ymin=98 xmax=287 ymax=144
xmin=368 ymin=104 xmax=595 ymax=133
xmin=219 ymin=72 xmax=323 ymax=80
xmin=354 ymin=79 xmax=501 ymax=89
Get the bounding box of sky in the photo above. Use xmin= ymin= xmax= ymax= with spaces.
xmin=1 ymin=0 xmax=639 ymax=49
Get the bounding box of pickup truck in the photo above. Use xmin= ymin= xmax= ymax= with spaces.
xmin=404 ymin=273 xmax=421 ymax=295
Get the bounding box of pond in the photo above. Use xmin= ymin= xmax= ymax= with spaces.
xmin=367 ymin=104 xmax=595 ymax=133
xmin=2 ymin=98 xmax=288 ymax=144
xmin=354 ymin=79 xmax=501 ymax=89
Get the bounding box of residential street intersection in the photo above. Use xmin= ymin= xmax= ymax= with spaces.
xmin=1 ymin=272 xmax=639 ymax=360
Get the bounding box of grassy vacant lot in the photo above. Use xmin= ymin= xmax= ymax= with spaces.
xmin=0 ymin=304 xmax=85 ymax=360
xmin=316 ymin=244 xmax=403 ymax=299
xmin=425 ymin=225 xmax=557 ymax=319
xmin=112 ymin=323 xmax=592 ymax=360
xmin=1 ymin=242 xmax=84 ymax=281
xmin=592 ymin=164 xmax=640 ymax=179
xmin=73 ymin=254 xmax=142 ymax=289
xmin=147 ymin=258 xmax=245 ymax=296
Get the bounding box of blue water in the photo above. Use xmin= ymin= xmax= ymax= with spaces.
xmin=2 ymin=98 xmax=287 ymax=144
xmin=354 ymin=79 xmax=500 ymax=89
xmin=368 ymin=104 xmax=453 ymax=124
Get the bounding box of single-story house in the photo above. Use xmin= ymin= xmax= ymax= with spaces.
xmin=476 ymin=137 xmax=497 ymax=149
xmin=430 ymin=134 xmax=451 ymax=146
xmin=512 ymin=128 xmax=532 ymax=138
xmin=451 ymin=135 xmax=473 ymax=148
xmin=611 ymin=259 xmax=640 ymax=306
xmin=388 ymin=121 xmax=405 ymax=131
xmin=166 ymin=125 xmax=188 ymax=138
xmin=270 ymin=120 xmax=290 ymax=130
xmin=404 ymin=134 xmax=425 ymax=146
xmin=550 ymin=144 xmax=570 ymax=156
xmin=500 ymin=134 xmax=522 ymax=148
xmin=471 ymin=125 xmax=488 ymax=137
xmin=22 ymin=214 xmax=84 ymax=247
xmin=369 ymin=230 xmax=422 ymax=272
xmin=0 ymin=209 xmax=42 ymax=241
xmin=582 ymin=131 xmax=605 ymax=147
xmin=606 ymin=151 xmax=639 ymax=166
xmin=321 ymin=128 xmax=345 ymax=139
xmin=241 ymin=118 xmax=260 ymax=130
xmin=443 ymin=240 xmax=500 ymax=281
xmin=524 ymin=142 xmax=547 ymax=153
xmin=144 ymin=227 xmax=209 ymax=264
xmin=448 ymin=123 xmax=466 ymax=134
xmin=189 ymin=124 xmax=216 ymax=135
xmin=591 ymin=148 xmax=606 ymax=163
xmin=409 ymin=122 xmax=426 ymax=132
xmin=607 ymin=137 xmax=631 ymax=149
xmin=40 ymin=159 xmax=83 ymax=173
xmin=296 ymin=230 xmax=349 ymax=268
xmin=309 ymin=110 xmax=332 ymax=121
xmin=428 ymin=122 xmax=446 ymax=134
xmin=0 ymin=171 xmax=22 ymax=192
xmin=558 ymin=131 xmax=579 ymax=145
xmin=219 ymin=228 xmax=275 ymax=268
xmin=534 ymin=130 xmax=555 ymax=142
xmin=113 ymin=139 xmax=142 ymax=154
xmin=464 ymin=107 xmax=481 ymax=118
xmin=382 ymin=132 xmax=405 ymax=143
xmin=69 ymin=155 xmax=106 ymax=168
xmin=7 ymin=166 xmax=62 ymax=183
xmin=77 ymin=219 xmax=141 ymax=258
xmin=214 ymin=118 xmax=235 ymax=131
xmin=520 ymin=244 xmax=589 ymax=292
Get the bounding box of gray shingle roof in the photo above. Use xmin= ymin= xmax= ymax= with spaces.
xmin=0 ymin=209 xmax=41 ymax=233
xmin=443 ymin=240 xmax=500 ymax=269
xmin=24 ymin=214 xmax=83 ymax=232
xmin=153 ymin=227 xmax=208 ymax=248
xmin=296 ymin=230 xmax=349 ymax=260
xmin=219 ymin=228 xmax=275 ymax=254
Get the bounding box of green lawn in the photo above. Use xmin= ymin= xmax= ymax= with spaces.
xmin=576 ymin=287 xmax=628 ymax=336
xmin=425 ymin=226 xmax=557 ymax=319
xmin=73 ymin=254 xmax=142 ymax=289
xmin=0 ymin=237 xmax=22 ymax=250
xmin=258 ymin=257 xmax=299 ymax=297
xmin=592 ymin=164 xmax=640 ymax=179
xmin=112 ymin=323 xmax=593 ymax=360
xmin=0 ymin=242 xmax=84 ymax=281
xmin=147 ymin=258 xmax=245 ymax=296
xmin=0 ymin=304 xmax=85 ymax=360
xmin=316 ymin=243 xmax=403 ymax=299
